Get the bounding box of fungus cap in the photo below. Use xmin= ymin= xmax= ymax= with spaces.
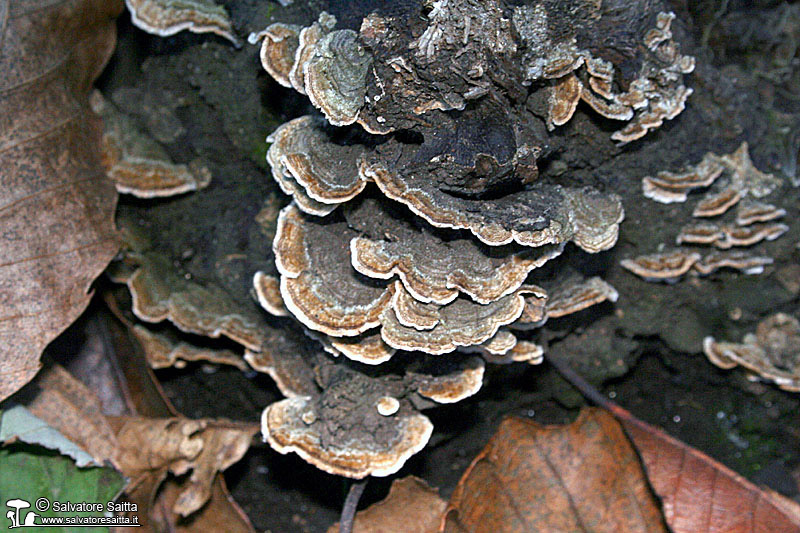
xmin=125 ymin=0 xmax=240 ymax=46
xmin=262 ymin=396 xmax=433 ymax=478
xmin=620 ymin=250 xmax=701 ymax=282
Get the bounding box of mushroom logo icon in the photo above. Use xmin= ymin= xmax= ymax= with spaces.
xmin=5 ymin=499 xmax=38 ymax=528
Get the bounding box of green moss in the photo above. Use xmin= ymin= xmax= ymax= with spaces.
xmin=251 ymin=140 xmax=271 ymax=169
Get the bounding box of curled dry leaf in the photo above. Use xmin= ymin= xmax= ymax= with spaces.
xmin=0 ymin=0 xmax=122 ymax=401
xmin=443 ymin=409 xmax=667 ymax=533
xmin=327 ymin=476 xmax=446 ymax=533
xmin=105 ymin=308 xmax=257 ymax=532
xmin=16 ymin=324 xmax=256 ymax=532
xmin=107 ymin=416 xmax=258 ymax=517
xmin=18 ymin=361 xmax=120 ymax=466
xmin=149 ymin=475 xmax=253 ymax=533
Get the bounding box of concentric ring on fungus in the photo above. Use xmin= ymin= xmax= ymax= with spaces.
xmin=347 ymin=198 xmax=565 ymax=305
xmin=363 ymin=160 xmax=623 ymax=252
xmin=304 ymin=29 xmax=372 ymax=126
xmin=410 ymin=356 xmax=486 ymax=404
xmin=378 ymin=283 xmax=545 ymax=356
xmin=125 ymin=0 xmax=240 ymax=46
xmin=249 ymin=23 xmax=301 ymax=87
xmin=266 ymin=116 xmax=370 ymax=215
xmin=273 ymin=204 xmax=395 ymax=337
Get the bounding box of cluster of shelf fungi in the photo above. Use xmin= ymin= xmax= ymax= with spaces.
xmin=105 ymin=0 xmax=798 ymax=480
xmin=246 ymin=0 xmax=693 ymax=476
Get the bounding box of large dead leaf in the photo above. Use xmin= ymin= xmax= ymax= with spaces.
xmin=442 ymin=405 xmax=800 ymax=533
xmin=442 ymin=409 xmax=667 ymax=532
xmin=621 ymin=414 xmax=800 ymax=533
xmin=328 ymin=476 xmax=447 ymax=533
xmin=0 ymin=0 xmax=123 ymax=400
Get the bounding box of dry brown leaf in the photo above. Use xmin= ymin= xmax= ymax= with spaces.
xmin=148 ymin=475 xmax=254 ymax=533
xmin=100 ymin=307 xmax=257 ymax=532
xmin=442 ymin=409 xmax=667 ymax=533
xmin=107 ymin=415 xmax=259 ymax=517
xmin=0 ymin=0 xmax=123 ymax=401
xmin=18 ymin=360 xmax=120 ymax=465
xmin=16 ymin=313 xmax=256 ymax=533
xmin=622 ymin=416 xmax=800 ymax=533
xmin=328 ymin=476 xmax=447 ymax=533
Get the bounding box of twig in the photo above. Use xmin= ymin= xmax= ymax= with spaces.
xmin=339 ymin=478 xmax=368 ymax=533
xmin=546 ymin=353 xmax=614 ymax=411
xmin=546 ymin=352 xmax=642 ymax=428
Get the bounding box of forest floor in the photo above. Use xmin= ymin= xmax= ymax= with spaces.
xmin=81 ymin=1 xmax=800 ymax=530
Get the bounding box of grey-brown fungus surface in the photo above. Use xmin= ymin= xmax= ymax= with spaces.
xmin=704 ymin=313 xmax=800 ymax=392
xmin=126 ymin=0 xmax=240 ymax=46
xmin=91 ymin=91 xmax=212 ymax=198
xmin=250 ymin=23 xmax=301 ymax=88
xmin=624 ymin=143 xmax=789 ymax=283
xmin=260 ymin=365 xmax=432 ymax=478
xmin=131 ymin=324 xmax=247 ymax=370
xmin=245 ymin=0 xmax=709 ymax=475
xmin=273 ymin=204 xmax=395 ymax=337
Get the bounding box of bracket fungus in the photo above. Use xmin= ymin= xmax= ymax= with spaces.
xmin=329 ymin=333 xmax=396 ymax=366
xmin=83 ymin=0 xmax=800 ymax=492
xmin=304 ymin=29 xmax=372 ymax=126
xmin=350 ymin=221 xmax=563 ymax=306
xmin=676 ymin=221 xmax=789 ymax=249
xmin=487 ymin=341 xmax=545 ymax=366
xmin=243 ymin=0 xmax=705 ymax=476
xmin=125 ymin=0 xmax=240 ymax=46
xmin=544 ymin=277 xmax=619 ymax=320
xmin=119 ymin=252 xmax=267 ymax=352
xmin=258 ymin=352 xmax=494 ymax=478
xmin=408 ymin=356 xmax=486 ymax=405
xmin=379 ymin=283 xmax=540 ymax=356
xmin=624 ymin=142 xmax=789 ymax=283
xmin=642 ymin=154 xmax=725 ymax=204
xmin=693 ymin=251 xmax=774 ymax=276
xmin=91 ymin=91 xmax=212 ymax=198
xmin=621 ymin=250 xmax=701 ymax=283
xmin=266 ymin=115 xmax=371 ymax=211
xmin=249 ymin=23 xmax=301 ymax=88
xmin=131 ymin=325 xmax=247 ymax=370
xmin=735 ymin=200 xmax=787 ymax=226
xmin=640 ymin=142 xmax=783 ymax=216
xmin=262 ymin=394 xmax=434 ymax=478
xmin=376 ymin=396 xmax=400 ymax=416
xmin=273 ymin=203 xmax=395 ymax=337
xmin=704 ymin=313 xmax=800 ymax=392
xmin=253 ymin=271 xmax=288 ymax=318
